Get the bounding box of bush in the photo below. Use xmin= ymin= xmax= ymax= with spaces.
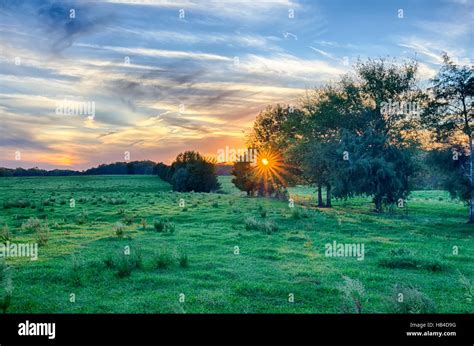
xmin=109 ymin=198 xmax=126 ymax=205
xmin=36 ymin=223 xmax=50 ymax=246
xmin=179 ymin=253 xmax=189 ymax=268
xmin=390 ymin=284 xmax=436 ymax=313
xmin=379 ymin=256 xmax=445 ymax=272
xmin=3 ymin=199 xmax=31 ymax=209
xmin=122 ymin=213 xmax=134 ymax=225
xmin=0 ymin=260 xmax=12 ymax=313
xmin=113 ymin=222 xmax=126 ymax=237
xmin=153 ymin=218 xmax=165 ymax=232
xmin=337 ymin=276 xmax=366 ymax=313
xmin=153 ymin=218 xmax=175 ymax=233
xmin=75 ymin=210 xmax=89 ymax=225
xmin=0 ymin=225 xmax=11 ymax=242
xmin=21 ymin=217 xmax=41 ymax=233
xmin=169 ymin=151 xmax=221 ymax=192
xmin=114 ymin=251 xmax=142 ymax=278
xmin=69 ymin=256 xmax=83 ymax=287
xmin=244 ymin=216 xmax=278 ymax=233
xmin=154 ymin=251 xmax=174 ymax=269
xmin=458 ymin=271 xmax=473 ymax=303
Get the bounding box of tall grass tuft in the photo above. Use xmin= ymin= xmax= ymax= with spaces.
xmin=389 ymin=284 xmax=436 ymax=313
xmin=337 ymin=276 xmax=366 ymax=313
xmin=0 ymin=259 xmax=12 ymax=313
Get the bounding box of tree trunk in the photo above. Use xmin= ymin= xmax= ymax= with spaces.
xmin=469 ymin=135 xmax=474 ymax=223
xmin=317 ymin=184 xmax=324 ymax=207
xmin=374 ymin=195 xmax=383 ymax=213
xmin=326 ymin=183 xmax=332 ymax=208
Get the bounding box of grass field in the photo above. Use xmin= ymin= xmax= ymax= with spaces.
xmin=0 ymin=175 xmax=472 ymax=313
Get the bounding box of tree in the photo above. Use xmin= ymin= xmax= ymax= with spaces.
xmin=231 ymin=161 xmax=257 ymax=196
xmin=420 ymin=54 xmax=474 ymax=222
xmin=289 ymin=86 xmax=348 ymax=207
xmin=169 ymin=151 xmax=220 ymax=192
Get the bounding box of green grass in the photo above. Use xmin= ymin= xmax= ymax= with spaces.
xmin=0 ymin=175 xmax=472 ymax=313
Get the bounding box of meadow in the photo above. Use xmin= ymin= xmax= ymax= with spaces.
xmin=0 ymin=175 xmax=472 ymax=313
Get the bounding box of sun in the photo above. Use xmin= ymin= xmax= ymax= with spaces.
xmin=254 ymin=148 xmax=288 ymax=194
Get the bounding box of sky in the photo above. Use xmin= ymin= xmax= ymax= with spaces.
xmin=0 ymin=0 xmax=472 ymax=169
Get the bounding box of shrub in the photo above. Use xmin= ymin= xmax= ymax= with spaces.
xmin=337 ymin=276 xmax=366 ymax=313
xmin=379 ymin=256 xmax=445 ymax=272
xmin=109 ymin=198 xmax=126 ymax=205
xmin=153 ymin=218 xmax=165 ymax=232
xmin=122 ymin=213 xmax=134 ymax=225
xmin=75 ymin=210 xmax=89 ymax=225
xmin=179 ymin=253 xmax=189 ymax=268
xmin=169 ymin=151 xmax=220 ymax=192
xmin=21 ymin=217 xmax=41 ymax=233
xmin=244 ymin=216 xmax=278 ymax=233
xmin=0 ymin=260 xmax=12 ymax=313
xmin=458 ymin=271 xmax=473 ymax=303
xmin=36 ymin=223 xmax=50 ymax=246
xmin=390 ymin=284 xmax=436 ymax=313
xmin=115 ymin=255 xmax=133 ymax=278
xmin=153 ymin=218 xmax=175 ymax=233
xmin=292 ymin=208 xmax=301 ymax=219
xmin=69 ymin=256 xmax=83 ymax=287
xmin=154 ymin=251 xmax=174 ymax=269
xmin=114 ymin=251 xmax=142 ymax=278
xmin=262 ymin=220 xmax=278 ymax=233
xmin=0 ymin=225 xmax=11 ymax=242
xmin=244 ymin=216 xmax=259 ymax=230
xmin=103 ymin=254 xmax=115 ymax=268
xmin=3 ymin=199 xmax=31 ymax=209
xmin=165 ymin=222 xmax=176 ymax=234
xmin=212 ymin=201 xmax=219 ymax=208
xmin=113 ymin=222 xmax=125 ymax=238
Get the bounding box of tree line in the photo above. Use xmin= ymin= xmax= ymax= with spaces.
xmin=232 ymin=55 xmax=474 ymax=221
xmin=0 ymin=160 xmax=158 ymax=177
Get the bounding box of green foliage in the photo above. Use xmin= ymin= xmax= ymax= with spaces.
xmin=153 ymin=218 xmax=175 ymax=233
xmin=75 ymin=210 xmax=89 ymax=224
xmin=113 ymin=222 xmax=126 ymax=237
xmin=337 ymin=276 xmax=366 ymax=313
xmin=179 ymin=253 xmax=189 ymax=268
xmin=0 ymin=260 xmax=12 ymax=313
xmin=154 ymin=251 xmax=174 ymax=269
xmin=168 ymin=151 xmax=220 ymax=192
xmin=0 ymin=224 xmax=11 ymax=242
xmin=458 ymin=271 xmax=473 ymax=303
xmin=390 ymin=284 xmax=436 ymax=313
xmin=244 ymin=216 xmax=278 ymax=234
xmin=231 ymin=161 xmax=258 ymax=196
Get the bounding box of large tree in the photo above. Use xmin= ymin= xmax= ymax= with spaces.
xmin=169 ymin=151 xmax=220 ymax=192
xmin=333 ymin=58 xmax=421 ymax=212
xmin=421 ymin=54 xmax=474 ymax=221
